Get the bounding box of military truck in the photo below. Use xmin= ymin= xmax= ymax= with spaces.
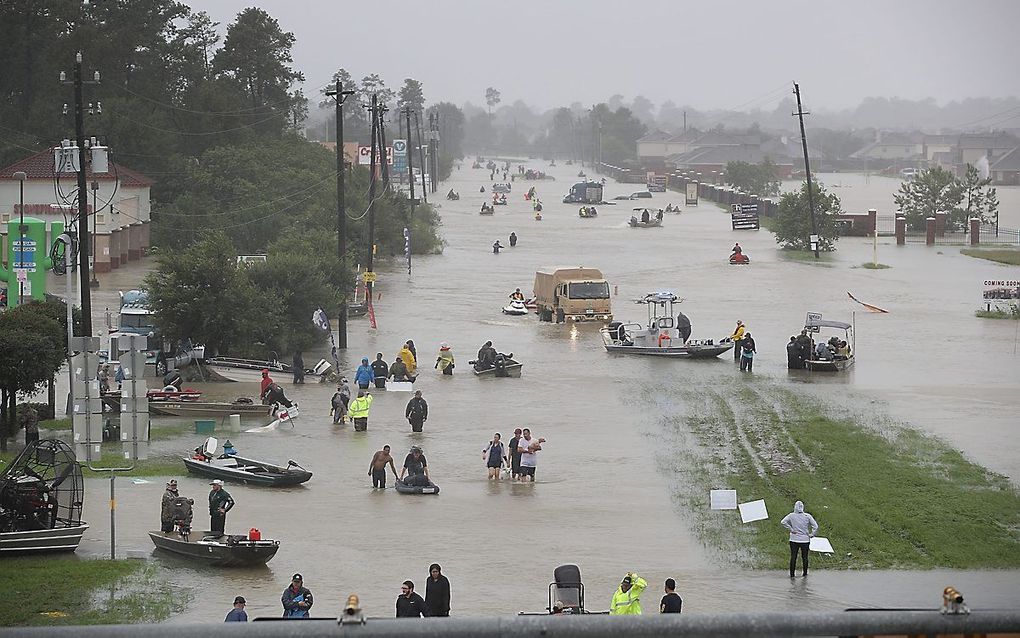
xmin=533 ymin=267 xmax=612 ymax=323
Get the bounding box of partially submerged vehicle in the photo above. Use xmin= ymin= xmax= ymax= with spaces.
xmin=803 ymin=312 xmax=855 ymax=372
xmin=533 ymin=267 xmax=612 ymax=323
xmin=601 ymin=292 xmax=732 ymax=358
xmin=562 ymin=181 xmax=604 ymax=204
xmin=0 ymin=440 xmax=88 ymax=554
xmin=183 ymin=437 xmax=312 ymax=487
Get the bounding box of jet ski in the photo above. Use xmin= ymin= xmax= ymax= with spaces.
xmin=502 ymin=300 xmax=529 ymax=315
xmin=729 ymin=252 xmax=750 ymax=265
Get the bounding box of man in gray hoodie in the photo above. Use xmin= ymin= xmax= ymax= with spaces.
xmin=780 ymin=500 xmax=819 ymax=577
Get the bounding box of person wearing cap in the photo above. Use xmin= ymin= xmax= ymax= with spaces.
xmin=348 ymin=390 xmax=373 ymax=432
xmin=224 ymin=596 xmax=247 ymax=622
xmin=609 ymin=572 xmax=647 ymax=615
xmin=405 ymin=390 xmax=428 ymax=432
xmin=282 ymin=573 xmax=313 ymax=618
xmin=161 ymin=479 xmax=181 ymax=533
xmin=435 ymin=342 xmax=455 ymax=375
xmin=208 ymin=479 xmax=234 ymax=536
xmin=400 ymin=446 xmax=430 ymax=486
xmin=729 ymin=321 xmax=746 ymax=361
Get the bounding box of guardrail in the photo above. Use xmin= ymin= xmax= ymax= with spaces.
xmin=5 ymin=610 xmax=1020 ymax=638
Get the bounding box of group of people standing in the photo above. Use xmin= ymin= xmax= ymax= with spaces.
xmin=481 ymin=427 xmax=545 ymax=482
xmin=729 ymin=320 xmax=757 ymax=372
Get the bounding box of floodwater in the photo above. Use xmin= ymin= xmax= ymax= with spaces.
xmin=51 ymin=160 xmax=1020 ymax=620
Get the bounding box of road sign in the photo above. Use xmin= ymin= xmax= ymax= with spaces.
xmin=393 ymin=154 xmax=408 ymax=173
xmin=392 ymin=139 xmax=407 ymax=156
xmin=361 ymin=271 xmax=377 ymax=283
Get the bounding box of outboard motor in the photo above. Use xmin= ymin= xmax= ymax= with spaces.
xmin=494 ymin=355 xmax=508 ymax=378
xmin=553 ymin=564 xmax=583 ymax=614
xmin=171 ymin=496 xmax=193 ymax=538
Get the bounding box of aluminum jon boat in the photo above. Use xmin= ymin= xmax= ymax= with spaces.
xmin=183 ymin=438 xmax=312 ymax=487
xmin=600 ymin=292 xmax=733 ymax=358
xmin=150 ymin=401 xmax=275 ymax=417
xmin=205 ymin=357 xmax=331 ymax=384
xmin=148 ymin=530 xmax=280 ymax=567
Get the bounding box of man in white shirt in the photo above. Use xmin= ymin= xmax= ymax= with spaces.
xmin=518 ymin=428 xmax=546 ymax=482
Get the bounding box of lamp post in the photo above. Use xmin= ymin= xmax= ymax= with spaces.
xmin=90 ymin=180 xmax=99 ymax=287
xmin=13 ymin=171 xmax=26 ymax=306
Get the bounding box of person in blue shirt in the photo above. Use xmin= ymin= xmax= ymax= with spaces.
xmin=354 ymin=358 xmax=374 ymax=390
xmin=224 ymin=596 xmax=247 ymax=622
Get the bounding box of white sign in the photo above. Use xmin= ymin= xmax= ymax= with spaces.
xmin=710 ymin=489 xmax=738 ymax=510
xmin=388 ymin=381 xmax=413 ymax=392
xmin=809 ymin=537 xmax=835 ymax=553
xmin=392 ymin=139 xmax=407 ymax=155
xmin=358 ymin=146 xmax=372 ymax=165
xmin=738 ymin=499 xmax=769 ymax=523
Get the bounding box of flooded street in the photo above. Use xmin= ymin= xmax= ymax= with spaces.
xmin=67 ymin=161 xmax=1020 ymax=620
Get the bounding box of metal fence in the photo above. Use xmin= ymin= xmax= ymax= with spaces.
xmin=6 ymin=610 xmax=1020 ymax=638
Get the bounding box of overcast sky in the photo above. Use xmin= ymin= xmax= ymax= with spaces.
xmin=184 ymin=0 xmax=1020 ymax=112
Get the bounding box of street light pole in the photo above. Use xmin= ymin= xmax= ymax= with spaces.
xmin=13 ymin=171 xmax=26 ymax=306
xmin=90 ymin=180 xmax=99 ymax=288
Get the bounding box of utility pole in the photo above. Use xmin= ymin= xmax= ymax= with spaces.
xmin=402 ymin=106 xmax=417 ymax=219
xmin=429 ymin=113 xmax=439 ymax=193
xmin=324 ymin=79 xmax=354 ymax=349
xmin=378 ymin=101 xmax=390 ymax=188
xmin=414 ymin=111 xmax=428 ymax=204
xmin=793 ymin=82 xmax=820 ymax=259
xmin=366 ymin=94 xmax=380 ymax=291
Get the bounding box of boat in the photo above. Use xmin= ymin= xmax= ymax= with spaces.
xmin=183 ymin=437 xmax=311 ymax=486
xmin=0 ymin=439 xmax=88 ymax=554
xmin=394 ymin=478 xmax=440 ymax=495
xmin=600 ymin=292 xmax=733 ymax=358
xmin=523 ymin=297 xmax=538 ymax=310
xmin=802 ymin=312 xmax=855 ymax=372
xmin=205 ymin=356 xmax=331 ymax=384
xmin=149 ymin=530 xmax=280 ymax=567
xmin=578 ymin=207 xmax=598 ymax=218
xmin=729 ymin=253 xmax=750 ymax=265
xmin=629 ymin=209 xmax=663 ymax=228
xmin=502 ymin=300 xmax=529 ymax=315
xmin=518 ymin=564 xmax=608 ymax=615
xmin=471 ymin=354 xmax=523 ymax=377
xmin=150 ymin=400 xmax=275 ymax=417
xmin=480 ymin=206 xmax=494 ymax=215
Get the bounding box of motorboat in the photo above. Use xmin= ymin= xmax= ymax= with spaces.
xmin=149 ymin=530 xmax=280 ymax=567
xmin=524 ymin=297 xmax=538 ymax=310
xmin=493 ymin=183 xmax=511 ymax=194
xmin=578 ymin=207 xmax=598 ymax=218
xmin=803 ymin=312 xmax=855 ymax=372
xmin=629 ymin=209 xmax=663 ymax=228
xmin=205 ymin=356 xmax=331 ymax=384
xmin=150 ymin=400 xmax=275 ymax=417
xmin=394 ymin=478 xmax=440 ymax=495
xmin=502 ymin=300 xmax=529 ymax=315
xmin=471 ymin=353 xmax=523 ymax=377
xmin=729 ymin=252 xmax=750 ymax=265
xmin=183 ymin=437 xmax=311 ymax=486
xmin=446 ymin=190 xmax=460 ymax=200
xmin=600 ymin=292 xmax=733 ymax=358
xmin=0 ymin=440 xmax=88 ymax=554
xmin=102 ymin=388 xmax=202 ymax=413
xmin=480 ymin=205 xmax=494 ymax=215
xmin=534 ymin=211 xmax=543 ymax=221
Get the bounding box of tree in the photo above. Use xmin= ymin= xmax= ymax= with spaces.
xmin=319 ymin=67 xmax=368 ymax=142
xmin=361 ymin=73 xmax=395 ymax=107
xmin=426 ymin=102 xmax=465 ymax=159
xmin=0 ymin=303 xmax=67 ymax=451
xmin=485 ymin=87 xmax=501 ymax=116
xmin=893 ymin=166 xmax=964 ymax=230
xmin=398 ymin=78 xmax=425 ymax=114
xmin=960 ymin=164 xmax=996 ymax=228
xmin=725 ymin=159 xmax=780 ymax=197
xmin=773 ymin=181 xmax=843 ymax=251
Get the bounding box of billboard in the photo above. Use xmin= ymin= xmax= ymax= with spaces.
xmin=685 ymin=182 xmax=698 ymax=206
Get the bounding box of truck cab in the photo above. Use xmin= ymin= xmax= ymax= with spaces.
xmin=533 ymin=268 xmax=612 ymax=323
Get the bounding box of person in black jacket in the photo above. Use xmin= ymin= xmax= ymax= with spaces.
xmin=281 ymin=573 xmax=313 ymax=618
xmin=425 ymin=564 xmax=451 ymax=617
xmin=371 ymin=353 xmax=389 ymax=389
xmin=405 ymin=390 xmax=428 ymax=432
xmin=396 ymin=580 xmax=428 ymax=617
xmin=292 ymin=351 xmax=305 ymax=384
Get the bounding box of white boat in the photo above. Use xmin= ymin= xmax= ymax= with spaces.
xmin=629 ymin=208 xmax=663 ymax=228
xmin=600 ymin=292 xmax=732 ymax=358
xmin=502 ymin=300 xmax=529 ymax=315
xmin=205 ymin=357 xmax=331 ymax=384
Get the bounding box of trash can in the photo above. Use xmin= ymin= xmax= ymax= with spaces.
xmin=195 ymin=420 xmax=215 ymax=434
xmin=228 ymin=414 xmax=241 ymax=429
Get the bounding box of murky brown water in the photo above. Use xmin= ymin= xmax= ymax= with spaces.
xmin=44 ymin=161 xmax=1020 ymax=620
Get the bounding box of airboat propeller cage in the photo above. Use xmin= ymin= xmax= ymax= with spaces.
xmin=0 ymin=439 xmax=85 ymax=533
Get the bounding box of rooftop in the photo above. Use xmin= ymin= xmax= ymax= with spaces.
xmin=0 ymin=148 xmax=154 ymax=187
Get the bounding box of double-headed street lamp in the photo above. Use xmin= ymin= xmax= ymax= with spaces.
xmin=13 ymin=171 xmax=26 ymax=305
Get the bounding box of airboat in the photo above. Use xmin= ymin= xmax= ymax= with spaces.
xmin=0 ymin=439 xmax=88 ymax=554
xmin=600 ymin=292 xmax=732 ymax=358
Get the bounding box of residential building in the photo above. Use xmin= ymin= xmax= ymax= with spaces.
xmin=990 ymin=147 xmax=1020 ymax=185
xmin=849 ymin=131 xmax=925 ymax=161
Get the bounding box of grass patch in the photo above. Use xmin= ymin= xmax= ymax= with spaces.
xmin=41 ymin=418 xmax=72 ymax=431
xmin=652 ymin=383 xmax=1020 ymax=570
xmin=0 ymin=557 xmax=188 ymax=625
xmin=961 ymin=248 xmax=1020 ymax=265
xmin=976 ymin=307 xmax=1020 ymax=320
xmin=860 ymin=262 xmax=891 ymax=269
xmin=778 ymin=250 xmax=836 ymax=266
xmin=82 ymin=455 xmax=182 ymax=477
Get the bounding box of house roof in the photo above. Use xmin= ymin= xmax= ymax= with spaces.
xmin=991 ymin=146 xmax=1020 ymax=171
xmin=637 ymin=130 xmax=673 ymax=143
xmin=665 ymin=129 xmax=701 ymax=144
xmin=958 ymin=133 xmax=1019 ymax=150
xmin=923 ymin=134 xmax=958 ymax=145
xmin=0 ymin=149 xmax=154 ymax=187
xmin=668 ymin=145 xmax=792 ymax=167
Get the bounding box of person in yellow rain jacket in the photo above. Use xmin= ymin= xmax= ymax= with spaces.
xmin=399 ymin=342 xmax=418 ymax=379
xmin=609 ymin=572 xmax=647 ymax=615
xmin=348 ymin=390 xmax=373 ymax=432
xmin=729 ymin=320 xmax=746 ymax=361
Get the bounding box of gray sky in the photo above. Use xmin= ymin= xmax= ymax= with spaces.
xmin=184 ymin=0 xmax=1020 ymax=112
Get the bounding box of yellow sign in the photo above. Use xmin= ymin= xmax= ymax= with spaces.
xmin=361 ymin=271 xmax=377 ymax=283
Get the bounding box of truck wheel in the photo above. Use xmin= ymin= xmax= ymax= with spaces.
xmin=155 ymin=358 xmax=168 ymax=377
xmin=556 ymin=308 xmax=565 ymax=323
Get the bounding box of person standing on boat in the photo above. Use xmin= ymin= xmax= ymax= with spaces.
xmin=676 ymin=312 xmax=692 ymax=344
xmin=348 ymin=390 xmax=373 ymax=432
xmin=368 ymin=445 xmax=399 ymax=488
xmin=355 ymin=358 xmax=373 ymax=390
xmin=405 ymin=390 xmax=429 ymax=432
xmin=161 ymin=479 xmax=188 ymax=533
xmin=371 ymin=353 xmax=389 ymax=389
xmin=292 ymin=351 xmax=305 ymax=384
xmin=424 ymin=564 xmax=451 ymax=617
xmin=795 ymin=331 xmax=812 ymax=366
xmin=208 ymin=480 xmax=234 ymax=536
xmin=739 ymin=333 xmax=756 ymax=372
xmin=400 ymin=342 xmax=418 ymax=379
xmin=281 ymin=573 xmax=313 ymax=618
xmin=730 ymin=321 xmax=746 ymax=361
xmin=435 ymin=342 xmax=455 ymax=375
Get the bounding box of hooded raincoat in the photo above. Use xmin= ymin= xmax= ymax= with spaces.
xmin=609 ymin=574 xmax=647 ymax=615
xmin=399 ymin=346 xmax=418 ymax=377
xmin=354 ymin=359 xmax=374 ymax=387
xmin=780 ymin=500 xmax=819 ymax=543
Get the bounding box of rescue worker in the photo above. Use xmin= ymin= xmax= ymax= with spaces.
xmin=349 ymin=390 xmax=373 ymax=432
xmin=730 ymin=320 xmax=746 ymax=361
xmin=795 ymin=330 xmax=813 ymax=365
xmin=676 ymin=312 xmax=692 ymax=343
xmin=399 ymin=342 xmax=418 ymax=379
xmin=435 ymin=342 xmax=455 ymax=375
xmin=208 ymin=479 xmax=234 ymax=536
xmin=610 ymin=573 xmax=647 ymax=615
xmin=263 ymin=382 xmax=293 ymax=408
xmin=354 ymin=357 xmax=374 ymax=390
xmin=390 ymin=356 xmax=410 ymax=382
xmin=161 ymin=479 xmax=186 ymax=533
xmin=371 ymin=353 xmax=389 ymax=389
xmin=787 ymin=336 xmax=803 ymax=369
xmin=331 ymin=381 xmax=350 ymax=424
xmin=509 ymin=288 xmax=525 ymax=301
xmin=405 ymin=390 xmax=428 ymax=433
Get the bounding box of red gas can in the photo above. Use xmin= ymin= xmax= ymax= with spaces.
xmin=248 ymin=528 xmax=261 ymax=541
